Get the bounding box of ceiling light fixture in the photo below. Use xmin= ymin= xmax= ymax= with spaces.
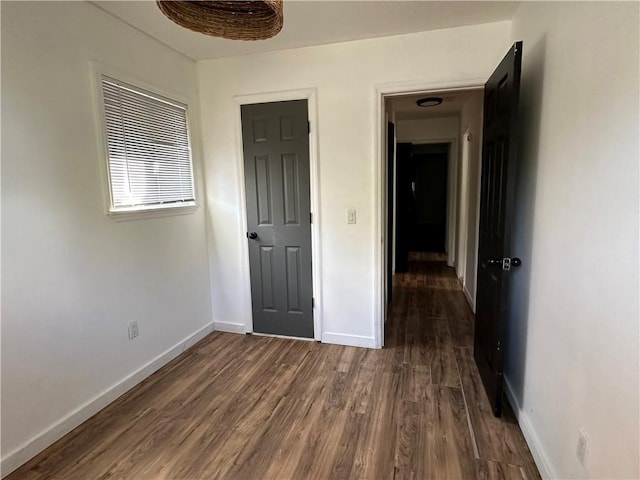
xmin=156 ymin=0 xmax=283 ymax=41
xmin=416 ymin=97 xmax=443 ymax=107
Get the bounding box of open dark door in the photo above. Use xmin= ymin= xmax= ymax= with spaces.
xmin=395 ymin=143 xmax=412 ymax=273
xmin=387 ymin=122 xmax=395 ymax=304
xmin=474 ymin=42 xmax=523 ymax=417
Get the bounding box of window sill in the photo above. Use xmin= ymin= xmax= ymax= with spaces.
xmin=107 ymin=203 xmax=198 ymax=222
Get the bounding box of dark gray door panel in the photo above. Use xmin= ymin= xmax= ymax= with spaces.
xmin=241 ymin=100 xmax=313 ymax=338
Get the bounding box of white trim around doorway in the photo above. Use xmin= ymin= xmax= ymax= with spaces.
xmin=373 ymin=78 xmax=485 ymax=349
xmin=232 ymin=88 xmax=323 ymax=341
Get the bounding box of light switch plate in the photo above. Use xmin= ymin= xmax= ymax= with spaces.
xmin=347 ymin=209 xmax=356 ymax=224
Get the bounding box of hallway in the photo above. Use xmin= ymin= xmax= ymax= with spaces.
xmin=9 ymin=254 xmax=540 ymax=480
xmin=386 ymin=252 xmax=540 ymax=478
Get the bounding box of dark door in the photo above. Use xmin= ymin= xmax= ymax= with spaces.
xmin=474 ymin=42 xmax=523 ymax=417
xmin=241 ymin=100 xmax=313 ymax=338
xmin=387 ymin=122 xmax=395 ymax=304
xmin=395 ymin=142 xmax=412 ymax=272
xmin=410 ymin=144 xmax=449 ymax=252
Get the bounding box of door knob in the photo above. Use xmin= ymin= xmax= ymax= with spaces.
xmin=486 ymin=257 xmax=522 ymax=270
xmin=247 ymin=232 xmax=258 ymax=239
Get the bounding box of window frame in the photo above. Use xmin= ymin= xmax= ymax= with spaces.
xmin=91 ymin=62 xmax=199 ymax=221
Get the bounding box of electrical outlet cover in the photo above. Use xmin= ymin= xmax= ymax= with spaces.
xmin=128 ymin=321 xmax=139 ymax=340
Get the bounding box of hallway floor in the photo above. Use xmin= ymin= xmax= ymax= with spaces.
xmin=9 ymin=253 xmax=540 ymax=480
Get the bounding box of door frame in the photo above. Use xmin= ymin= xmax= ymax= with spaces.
xmin=374 ymin=78 xmax=485 ymax=348
xmin=233 ymin=88 xmax=322 ymax=341
xmin=457 ymin=128 xmax=472 ymax=285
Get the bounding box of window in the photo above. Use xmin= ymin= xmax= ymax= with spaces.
xmin=99 ymin=75 xmax=195 ymax=214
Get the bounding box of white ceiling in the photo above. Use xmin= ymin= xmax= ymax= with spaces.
xmin=92 ymin=1 xmax=519 ymax=60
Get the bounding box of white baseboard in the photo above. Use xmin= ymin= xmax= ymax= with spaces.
xmin=322 ymin=332 xmax=377 ymax=349
xmin=504 ymin=378 xmax=555 ymax=479
xmin=0 ymin=322 xmax=214 ymax=478
xmin=213 ymin=321 xmax=246 ymax=334
xmin=463 ymin=284 xmax=475 ymax=313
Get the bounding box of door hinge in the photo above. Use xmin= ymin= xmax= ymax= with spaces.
xmin=308 ymin=121 xmax=311 ymax=134
xmin=312 ymin=297 xmax=315 ymax=308
xmin=310 ymin=212 xmax=312 ymax=224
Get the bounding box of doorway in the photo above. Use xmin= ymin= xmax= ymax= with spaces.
xmin=377 ymin=43 xmax=523 ymax=418
xmin=378 ymin=86 xmax=484 ymax=340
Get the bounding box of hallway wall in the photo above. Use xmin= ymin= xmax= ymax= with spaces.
xmin=396 ymin=116 xmax=459 ymax=143
xmin=458 ymin=91 xmax=484 ymax=311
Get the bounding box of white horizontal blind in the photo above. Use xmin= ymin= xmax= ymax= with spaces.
xmin=101 ymin=76 xmax=195 ymax=210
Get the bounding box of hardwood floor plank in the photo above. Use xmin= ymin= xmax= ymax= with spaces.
xmin=8 ymin=253 xmax=540 ymax=480
xmin=394 ymin=386 xmax=476 ymax=480
xmin=199 ymin=364 xmax=298 ymax=479
xmin=429 ymin=317 xmax=461 ymax=387
xmin=290 ymin=407 xmax=349 ymax=479
xmin=56 ymin=408 xmax=161 ymax=479
xmin=344 ymin=361 xmax=378 ymax=415
xmin=454 ymin=346 xmax=541 ymax=479
xmin=326 ymin=370 xmax=349 ymax=410
xmin=262 ymin=375 xmax=330 ymax=479
xmin=225 ymin=388 xmax=306 ymax=478
xmin=352 ymin=369 xmax=402 ymax=480
xmin=475 ymin=459 xmax=527 ymax=480
xmin=423 ymin=386 xmax=477 ymax=479
xmin=449 ymin=311 xmax=475 ymax=347
xmin=401 ymin=364 xmax=432 ymax=402
xmin=273 ymin=337 xmax=313 ymax=366
xmin=229 ymin=353 xmax=329 ymax=479
xmin=328 ymin=411 xmax=368 ymax=479
xmin=153 ymin=386 xmax=266 ymax=478
xmin=393 ymin=399 xmax=423 ymax=480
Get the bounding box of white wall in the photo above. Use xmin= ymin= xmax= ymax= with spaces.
xmin=507 ymin=2 xmax=639 ymax=479
xmin=396 ymin=116 xmax=459 ymax=143
xmin=1 ymin=2 xmax=212 ymax=475
xmin=198 ymin=22 xmax=511 ymax=347
xmin=458 ymin=91 xmax=484 ymax=310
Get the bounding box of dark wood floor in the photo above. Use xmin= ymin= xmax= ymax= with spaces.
xmin=9 ymin=252 xmax=540 ymax=480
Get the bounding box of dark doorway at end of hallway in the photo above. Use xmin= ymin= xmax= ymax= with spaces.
xmin=395 ymin=142 xmax=449 ymax=272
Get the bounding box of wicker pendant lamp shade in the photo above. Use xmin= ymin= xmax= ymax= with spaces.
xmin=156 ymin=1 xmax=283 ymax=41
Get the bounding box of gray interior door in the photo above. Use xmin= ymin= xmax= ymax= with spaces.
xmin=241 ymin=100 xmax=313 ymax=338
